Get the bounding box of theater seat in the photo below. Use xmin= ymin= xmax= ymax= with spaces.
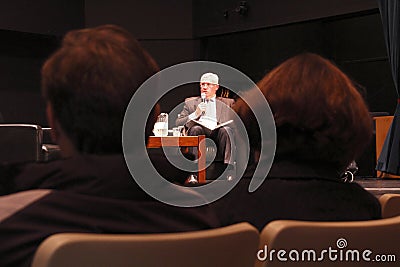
xmin=379 ymin=193 xmax=400 ymax=218
xmin=256 ymin=217 xmax=400 ymax=267
xmin=0 ymin=124 xmax=43 ymax=163
xmin=31 ymin=222 xmax=259 ymax=267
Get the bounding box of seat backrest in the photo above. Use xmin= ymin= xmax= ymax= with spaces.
xmin=0 ymin=124 xmax=43 ymax=163
xmin=31 ymin=222 xmax=259 ymax=267
xmin=256 ymin=217 xmax=400 ymax=267
xmin=380 ymin=193 xmax=400 ymax=218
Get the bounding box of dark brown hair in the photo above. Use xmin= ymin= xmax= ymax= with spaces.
xmin=42 ymin=25 xmax=159 ymax=154
xmin=235 ymin=53 xmax=372 ymax=171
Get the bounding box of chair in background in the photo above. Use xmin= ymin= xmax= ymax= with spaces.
xmin=256 ymin=217 xmax=400 ymax=267
xmin=31 ymin=222 xmax=259 ymax=267
xmin=379 ymin=193 xmax=400 ymax=218
xmin=0 ymin=124 xmax=43 ymax=163
xmin=41 ymin=127 xmax=62 ymax=161
xmin=0 ymin=124 xmax=61 ymax=164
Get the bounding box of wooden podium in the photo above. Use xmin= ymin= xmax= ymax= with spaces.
xmin=147 ymin=135 xmax=206 ymax=183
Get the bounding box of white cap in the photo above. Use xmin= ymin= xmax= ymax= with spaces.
xmin=200 ymin=72 xmax=219 ymax=85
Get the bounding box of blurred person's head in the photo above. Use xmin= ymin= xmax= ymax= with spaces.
xmin=235 ymin=53 xmax=372 ymax=172
xmin=41 ymin=24 xmax=159 ymax=156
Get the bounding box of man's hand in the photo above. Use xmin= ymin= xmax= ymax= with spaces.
xmin=195 ymin=102 xmax=207 ymax=117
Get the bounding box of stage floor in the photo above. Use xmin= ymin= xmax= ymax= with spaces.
xmin=355 ymin=177 xmax=400 ymax=197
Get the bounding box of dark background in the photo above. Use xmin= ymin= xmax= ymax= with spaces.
xmin=0 ymin=0 xmax=388 ymax=176
xmin=0 ymin=0 xmax=393 ymax=125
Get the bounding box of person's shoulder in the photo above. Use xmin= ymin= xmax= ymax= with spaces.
xmin=6 ymin=154 xmax=128 ymax=188
xmin=217 ymin=97 xmax=235 ymax=105
xmin=184 ymin=97 xmax=200 ymax=105
xmin=217 ymin=96 xmax=234 ymax=101
xmin=0 ymin=159 xmax=65 ymax=184
xmin=0 ymin=189 xmax=52 ymax=218
xmin=186 ymin=96 xmax=199 ymax=102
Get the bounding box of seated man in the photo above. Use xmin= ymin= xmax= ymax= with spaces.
xmin=176 ymin=73 xmax=235 ymax=181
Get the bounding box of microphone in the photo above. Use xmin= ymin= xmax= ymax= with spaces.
xmin=201 ymin=92 xmax=206 ymax=103
xmin=200 ymin=92 xmax=206 ymax=116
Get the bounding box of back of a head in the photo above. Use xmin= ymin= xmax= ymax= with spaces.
xmin=41 ymin=25 xmax=159 ymax=154
xmin=235 ymin=53 xmax=372 ymax=171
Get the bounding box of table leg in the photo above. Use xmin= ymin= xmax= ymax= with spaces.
xmin=197 ymin=135 xmax=206 ymax=183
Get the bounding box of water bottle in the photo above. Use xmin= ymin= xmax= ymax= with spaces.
xmin=153 ymin=113 xmax=168 ymax=136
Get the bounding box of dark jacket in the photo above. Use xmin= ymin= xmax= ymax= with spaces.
xmin=0 ymin=154 xmax=220 ymax=267
xmin=211 ymin=160 xmax=381 ymax=231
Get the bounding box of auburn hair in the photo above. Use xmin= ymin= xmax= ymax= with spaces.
xmin=235 ymin=53 xmax=372 ymax=171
